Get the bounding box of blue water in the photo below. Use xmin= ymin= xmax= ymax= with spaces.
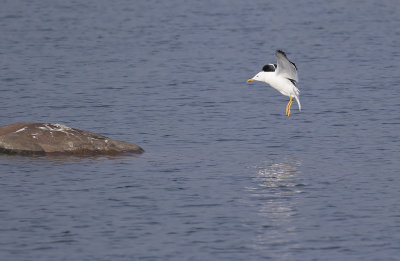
xmin=1 ymin=0 xmax=400 ymax=260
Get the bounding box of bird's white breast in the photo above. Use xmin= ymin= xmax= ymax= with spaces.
xmin=265 ymin=73 xmax=297 ymax=97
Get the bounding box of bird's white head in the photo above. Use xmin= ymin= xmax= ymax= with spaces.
xmin=247 ymin=71 xmax=267 ymax=83
xmin=247 ymin=64 xmax=276 ymax=84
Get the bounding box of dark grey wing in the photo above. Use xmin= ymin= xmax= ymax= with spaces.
xmin=275 ymin=50 xmax=298 ymax=82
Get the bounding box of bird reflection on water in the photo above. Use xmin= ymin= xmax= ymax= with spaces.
xmin=246 ymin=158 xmax=305 ymax=253
xmin=252 ymin=159 xmax=303 ymax=189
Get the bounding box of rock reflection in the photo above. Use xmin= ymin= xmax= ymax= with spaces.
xmin=246 ymin=158 xmax=304 ymax=253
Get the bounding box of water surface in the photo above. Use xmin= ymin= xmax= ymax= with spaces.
xmin=1 ymin=0 xmax=399 ymax=260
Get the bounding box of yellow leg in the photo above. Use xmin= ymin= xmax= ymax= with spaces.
xmin=286 ymin=101 xmax=289 ymax=115
xmin=285 ymin=97 xmax=291 ymax=115
xmin=286 ymin=96 xmax=293 ymax=117
xmin=288 ymin=97 xmax=293 ymax=116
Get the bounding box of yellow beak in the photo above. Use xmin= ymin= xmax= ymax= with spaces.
xmin=247 ymin=78 xmax=255 ymax=82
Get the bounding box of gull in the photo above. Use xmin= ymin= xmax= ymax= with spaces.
xmin=247 ymin=50 xmax=301 ymax=116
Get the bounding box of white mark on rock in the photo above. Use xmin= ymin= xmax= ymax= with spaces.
xmin=52 ymin=123 xmax=72 ymax=131
xmin=43 ymin=123 xmax=74 ymax=136
xmin=15 ymin=127 xmax=27 ymax=133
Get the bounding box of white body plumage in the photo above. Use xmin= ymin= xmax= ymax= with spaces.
xmin=251 ymin=70 xmax=301 ymax=111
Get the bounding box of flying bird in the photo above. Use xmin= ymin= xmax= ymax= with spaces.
xmin=247 ymin=50 xmax=301 ymax=116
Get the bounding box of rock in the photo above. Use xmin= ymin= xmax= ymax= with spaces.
xmin=0 ymin=123 xmax=144 ymax=156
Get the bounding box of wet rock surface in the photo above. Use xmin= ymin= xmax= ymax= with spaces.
xmin=0 ymin=123 xmax=144 ymax=156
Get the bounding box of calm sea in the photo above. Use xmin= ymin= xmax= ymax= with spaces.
xmin=1 ymin=0 xmax=399 ymax=260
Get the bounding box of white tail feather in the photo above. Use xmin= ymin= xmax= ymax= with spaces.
xmin=294 ymin=96 xmax=301 ymax=111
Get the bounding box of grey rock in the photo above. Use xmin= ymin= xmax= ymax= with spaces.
xmin=0 ymin=122 xmax=144 ymax=156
